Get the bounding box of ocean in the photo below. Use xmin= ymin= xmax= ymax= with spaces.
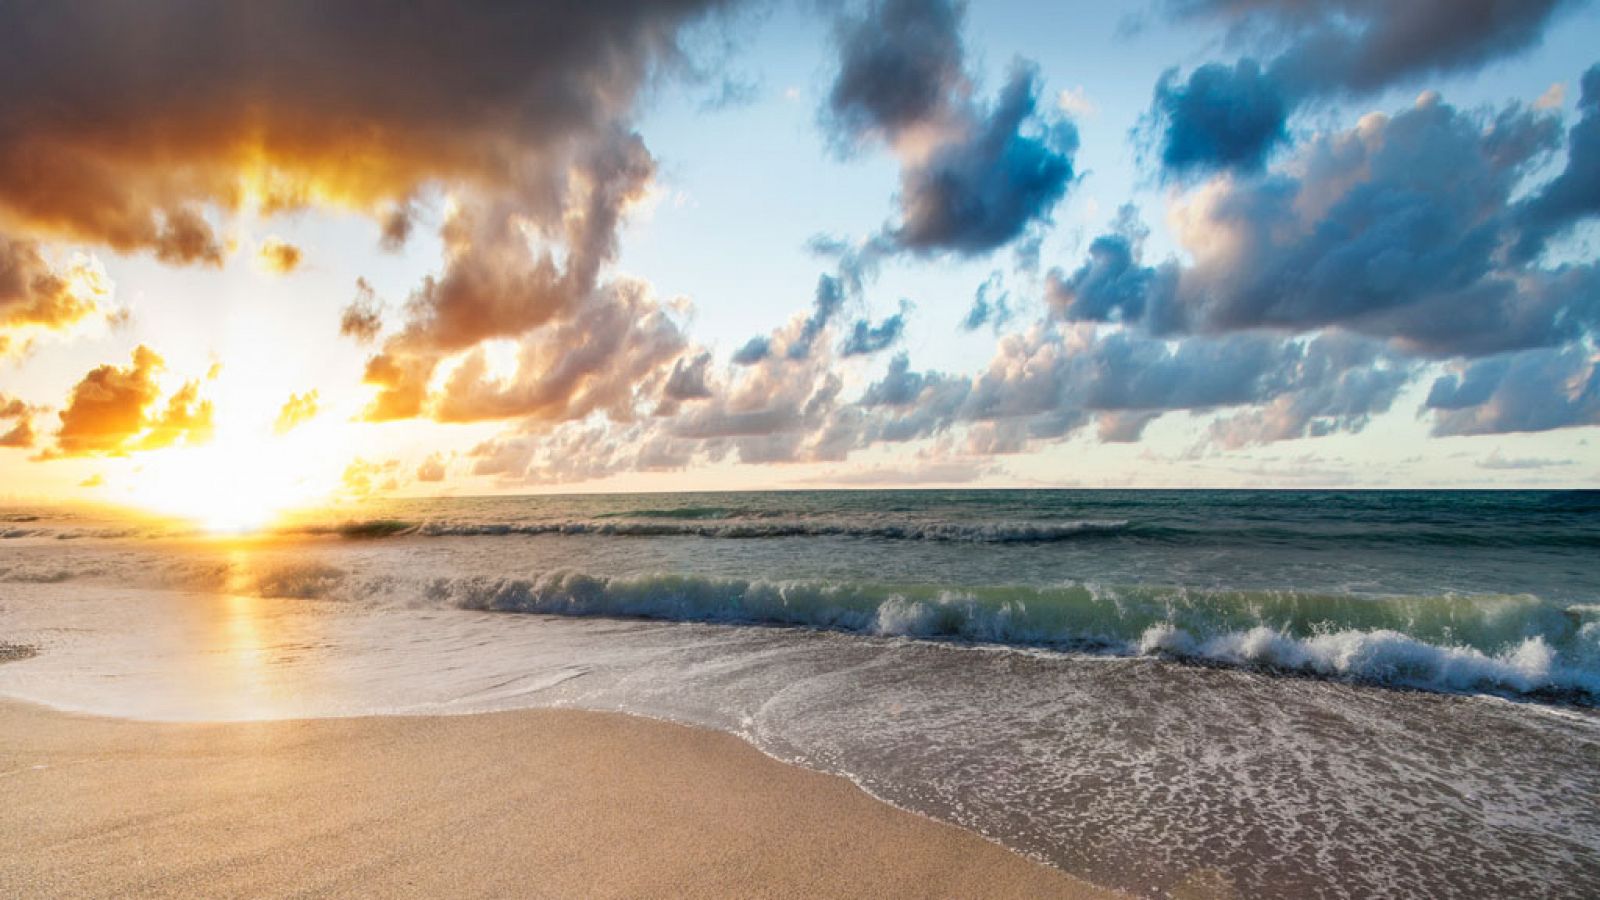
xmin=2 ymin=490 xmax=1598 ymax=897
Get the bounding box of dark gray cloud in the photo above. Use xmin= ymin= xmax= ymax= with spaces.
xmin=891 ymin=65 xmax=1078 ymax=255
xmin=1179 ymin=0 xmax=1577 ymax=98
xmin=1426 ymin=346 xmax=1600 ymax=435
xmin=1045 ymin=206 xmax=1176 ymax=324
xmin=1514 ymin=63 xmax=1600 ymax=261
xmin=1150 ymin=60 xmax=1290 ymax=175
xmin=0 ymin=0 xmax=731 ymax=261
xmin=824 ymin=0 xmax=966 ymax=148
xmin=1151 ymin=0 xmax=1576 ymax=175
xmin=822 ymin=0 xmax=1077 ymax=256
xmin=1060 ymin=93 xmax=1598 ymax=363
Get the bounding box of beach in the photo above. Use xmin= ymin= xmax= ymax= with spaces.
xmin=2 ymin=491 xmax=1598 ymax=897
xmin=0 ymin=699 xmax=1112 ymax=899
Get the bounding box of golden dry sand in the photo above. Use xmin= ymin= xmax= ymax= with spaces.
xmin=0 ymin=701 xmax=1116 ymax=899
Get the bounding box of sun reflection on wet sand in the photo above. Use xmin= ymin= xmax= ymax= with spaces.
xmin=204 ymin=544 xmax=297 ymax=720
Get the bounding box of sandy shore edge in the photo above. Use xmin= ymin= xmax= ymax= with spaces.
xmin=0 ymin=699 xmax=1117 ymax=898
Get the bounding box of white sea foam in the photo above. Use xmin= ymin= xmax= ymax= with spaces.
xmin=1138 ymin=623 xmax=1600 ymax=698
xmin=417 ymin=571 xmax=1600 ymax=703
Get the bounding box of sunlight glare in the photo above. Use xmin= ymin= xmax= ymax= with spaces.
xmin=119 ymin=363 xmax=348 ymax=533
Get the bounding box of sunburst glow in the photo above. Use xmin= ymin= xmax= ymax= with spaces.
xmin=114 ymin=368 xmax=349 ymax=533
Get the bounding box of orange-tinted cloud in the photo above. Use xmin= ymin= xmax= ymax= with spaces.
xmin=341 ymin=457 xmax=400 ymax=496
xmin=2 ymin=3 xmax=739 ymax=442
xmin=1 ymin=236 xmax=114 ymax=354
xmin=360 ymin=134 xmax=671 ymax=423
xmin=0 ymin=394 xmax=38 ymax=448
xmin=416 ymin=452 xmax=448 ymax=482
xmin=273 ymin=390 xmax=320 ymax=434
xmin=339 ymin=278 xmax=384 ymax=343
xmin=257 ymin=238 xmax=303 ymax=274
xmin=46 ymin=346 xmax=213 ymax=457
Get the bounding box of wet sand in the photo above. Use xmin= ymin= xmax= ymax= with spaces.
xmin=0 ymin=700 xmax=1116 ymax=898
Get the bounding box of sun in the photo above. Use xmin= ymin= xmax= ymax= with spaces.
xmin=120 ymin=429 xmax=345 ymax=533
xmin=115 ymin=371 xmax=350 ymax=534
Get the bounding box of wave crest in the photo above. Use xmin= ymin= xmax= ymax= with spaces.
xmin=415 ymin=572 xmax=1600 ymax=704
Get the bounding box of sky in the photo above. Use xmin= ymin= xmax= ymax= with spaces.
xmin=1 ymin=0 xmax=1598 ymax=525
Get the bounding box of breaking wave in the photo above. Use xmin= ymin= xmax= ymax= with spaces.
xmin=406 ymin=572 xmax=1600 ymax=704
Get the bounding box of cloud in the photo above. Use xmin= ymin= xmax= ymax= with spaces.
xmin=1045 ymin=205 xmax=1175 ymax=324
xmin=1476 ymin=450 xmax=1574 ymax=470
xmin=341 ymin=458 xmax=400 ymax=497
xmin=822 ymin=0 xmax=1077 ymax=256
xmin=273 ymin=390 xmax=320 ymax=434
xmin=442 ymin=263 xmax=1429 ymax=485
xmin=892 ymin=65 xmax=1078 ymax=255
xmin=1180 ymin=0 xmax=1576 ymax=98
xmin=0 ymin=1 xmax=731 ymax=262
xmin=969 ymin=328 xmax=1402 ymax=439
xmin=1426 ymin=346 xmax=1600 ymax=435
xmin=823 ymin=0 xmax=967 ymax=148
xmin=656 ymin=351 xmax=715 ymax=415
xmin=339 ymin=278 xmax=385 ymax=344
xmin=1513 ymin=63 xmax=1600 ymax=261
xmin=416 ymin=452 xmax=449 ymax=482
xmin=257 ymin=238 xmax=303 ymax=274
xmin=359 ymin=127 xmax=670 ymax=422
xmin=659 ymin=287 xmax=858 ymax=465
xmin=839 ymin=325 xmax=1409 ymax=458
xmin=1536 ymin=82 xmax=1567 ymax=111
xmin=3 ymin=2 xmax=748 ymax=450
xmin=46 ymin=346 xmax=214 ymax=457
xmin=379 ymin=204 xmax=416 ymax=252
xmin=0 ymin=236 xmax=115 ymax=354
xmin=1060 ymin=91 xmax=1596 ymax=361
xmin=730 ymin=335 xmax=771 ymax=365
xmin=0 ymin=394 xmax=38 ymax=448
xmin=1056 ymin=86 xmax=1097 ymax=119
xmin=961 ymin=272 xmax=1014 ymax=332
xmin=465 ymin=419 xmax=686 ymax=485
xmin=787 ymin=275 xmax=847 ymax=360
xmin=804 ymin=458 xmax=991 ymax=485
xmin=840 ymin=300 xmax=909 ymax=356
xmin=1151 ymin=0 xmax=1575 ymax=175
xmin=427 ymin=279 xmax=691 ymax=424
xmin=1149 ymin=60 xmax=1290 ymax=175
xmin=1207 ymin=336 xmax=1411 ymax=447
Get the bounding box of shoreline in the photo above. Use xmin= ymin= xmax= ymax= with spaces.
xmin=0 ymin=699 xmax=1119 ymax=899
